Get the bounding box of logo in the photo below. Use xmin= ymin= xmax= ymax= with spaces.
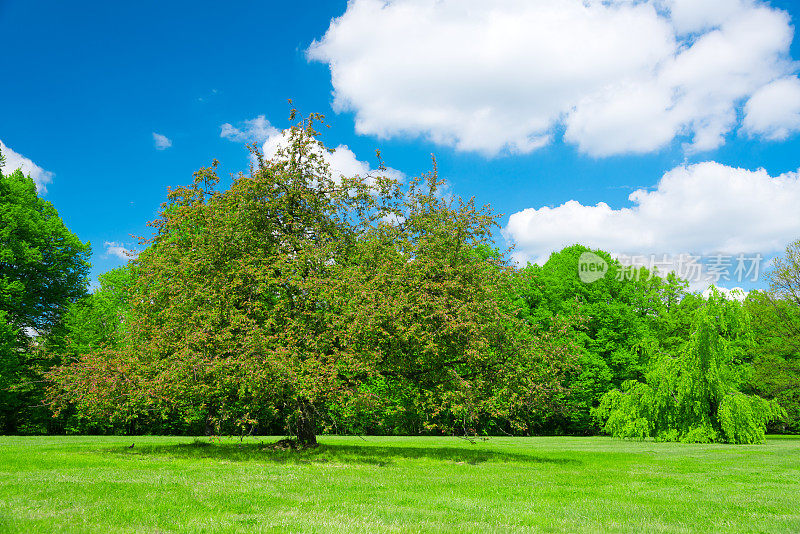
xmin=578 ymin=252 xmax=608 ymax=283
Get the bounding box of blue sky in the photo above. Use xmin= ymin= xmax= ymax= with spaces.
xmin=2 ymin=0 xmax=800 ymax=293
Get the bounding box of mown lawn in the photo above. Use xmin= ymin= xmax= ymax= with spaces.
xmin=0 ymin=435 xmax=798 ymax=533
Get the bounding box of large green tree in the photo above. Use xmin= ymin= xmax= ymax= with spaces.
xmin=0 ymin=156 xmax=90 ymax=332
xmin=50 ymin=115 xmax=383 ymax=442
xmin=0 ymin=149 xmax=90 ymax=433
xmin=515 ymin=245 xmax=689 ymax=434
xmin=742 ymin=241 xmax=800 ymax=432
xmin=48 ymin=114 xmax=577 ymax=443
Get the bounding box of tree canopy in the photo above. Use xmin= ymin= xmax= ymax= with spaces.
xmin=0 ymin=157 xmax=90 ymax=332
xmin=47 ymin=114 xmax=578 ymax=444
xmin=0 ymin=149 xmax=90 ymax=433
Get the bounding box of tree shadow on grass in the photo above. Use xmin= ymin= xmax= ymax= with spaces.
xmin=109 ymin=440 xmax=581 ymax=467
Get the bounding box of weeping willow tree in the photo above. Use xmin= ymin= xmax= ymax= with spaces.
xmin=595 ymin=289 xmax=784 ymax=444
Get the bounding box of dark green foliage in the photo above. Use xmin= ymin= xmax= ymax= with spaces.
xmin=0 ymin=162 xmax=90 ymax=332
xmin=744 ymin=284 xmax=800 ymax=432
xmin=0 ymin=310 xmax=24 ymax=431
xmin=748 ymin=354 xmax=800 ymax=433
xmin=515 ymin=245 xmax=683 ymax=434
xmin=0 ymin=153 xmax=90 ymax=433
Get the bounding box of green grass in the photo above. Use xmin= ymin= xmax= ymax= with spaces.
xmin=1 ymin=435 xmax=799 ymax=533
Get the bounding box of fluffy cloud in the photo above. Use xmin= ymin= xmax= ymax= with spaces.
xmin=0 ymin=139 xmax=54 ymax=193
xmin=667 ymin=0 xmax=755 ymax=33
xmin=220 ymin=115 xmax=279 ymax=143
xmin=104 ymin=241 xmax=139 ymax=261
xmin=309 ymin=0 xmax=797 ymax=156
xmin=504 ymin=161 xmax=800 ymax=266
xmin=743 ymin=76 xmax=800 ymax=140
xmin=153 ymin=133 xmax=172 ymax=150
xmin=263 ymin=132 xmax=404 ymax=183
xmin=222 ymin=116 xmax=404 ymax=183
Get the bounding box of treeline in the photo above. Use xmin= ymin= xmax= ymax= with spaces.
xmin=1 ymin=115 xmax=798 ymax=444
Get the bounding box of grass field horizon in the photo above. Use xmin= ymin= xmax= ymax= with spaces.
xmin=1 ymin=434 xmax=799 ymax=533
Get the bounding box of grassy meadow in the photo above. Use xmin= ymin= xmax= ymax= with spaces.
xmin=0 ymin=435 xmax=798 ymax=533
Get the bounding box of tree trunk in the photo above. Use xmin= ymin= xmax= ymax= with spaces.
xmin=296 ymin=400 xmax=317 ymax=447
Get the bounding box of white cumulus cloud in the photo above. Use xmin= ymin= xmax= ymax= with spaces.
xmin=153 ymin=133 xmax=172 ymax=150
xmin=743 ymin=76 xmax=800 ymax=140
xmin=222 ymin=115 xmax=405 ymax=183
xmin=104 ymin=241 xmax=139 ymax=261
xmin=308 ymin=0 xmax=797 ymax=156
xmin=504 ymin=161 xmax=800 ymax=265
xmin=263 ymin=132 xmax=404 ymax=183
xmin=220 ymin=115 xmax=280 ymax=143
xmin=0 ymin=139 xmax=54 ymax=193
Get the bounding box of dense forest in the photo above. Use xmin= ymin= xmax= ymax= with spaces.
xmin=2 ymin=116 xmax=798 ymax=445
